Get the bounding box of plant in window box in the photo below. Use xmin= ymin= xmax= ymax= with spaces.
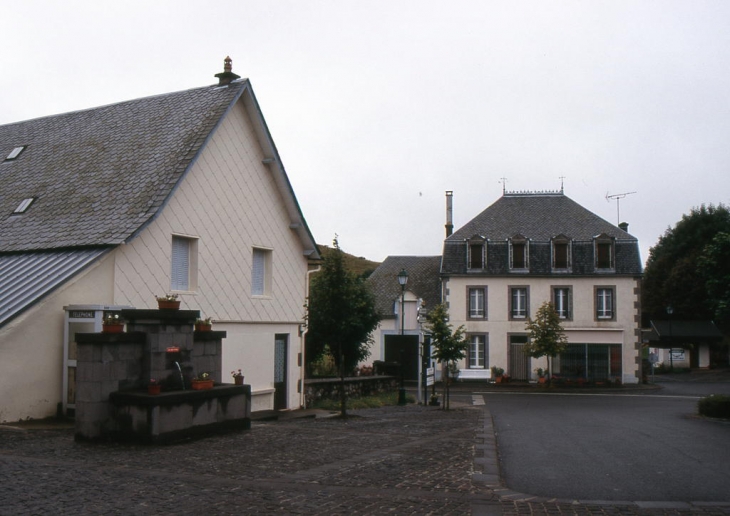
xmin=195 ymin=317 xmax=212 ymax=332
xmin=491 ymin=366 xmax=505 ymax=383
xmin=102 ymin=313 xmax=125 ymax=333
xmin=231 ymin=369 xmax=244 ymax=385
xmin=156 ymin=293 xmax=180 ymax=310
xmin=148 ymin=378 xmax=161 ymax=395
xmin=191 ymin=372 xmax=214 ymax=390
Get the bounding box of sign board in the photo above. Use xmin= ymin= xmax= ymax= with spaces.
xmin=69 ymin=310 xmax=95 ymax=319
xmin=426 ymin=367 xmax=435 ymax=386
xmin=670 ymin=349 xmax=685 ymax=361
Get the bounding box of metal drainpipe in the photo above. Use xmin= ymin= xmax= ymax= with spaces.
xmin=300 ymin=263 xmax=321 ymax=408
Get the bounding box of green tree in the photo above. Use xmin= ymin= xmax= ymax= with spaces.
xmin=524 ymin=301 xmax=568 ymax=383
xmin=425 ymin=303 xmax=468 ymax=409
xmin=643 ymin=204 xmax=730 ymax=322
xmin=697 ymin=232 xmax=730 ymax=329
xmin=305 ymin=237 xmax=381 ymax=416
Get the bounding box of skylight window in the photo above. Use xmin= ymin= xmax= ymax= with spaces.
xmin=5 ymin=146 xmax=26 ymax=161
xmin=14 ymin=198 xmax=35 ymax=214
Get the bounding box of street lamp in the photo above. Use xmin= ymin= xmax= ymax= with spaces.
xmin=397 ymin=268 xmax=408 ymax=405
xmin=667 ymin=306 xmax=674 ymax=371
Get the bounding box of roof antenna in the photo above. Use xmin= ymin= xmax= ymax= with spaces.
xmin=605 ymin=191 xmax=636 ymax=226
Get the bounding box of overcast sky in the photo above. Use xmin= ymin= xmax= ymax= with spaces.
xmin=2 ymin=1 xmax=729 ymax=264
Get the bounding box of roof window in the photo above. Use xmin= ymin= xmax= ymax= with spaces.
xmin=14 ymin=198 xmax=35 ymax=214
xmin=5 ymin=146 xmax=26 ymax=161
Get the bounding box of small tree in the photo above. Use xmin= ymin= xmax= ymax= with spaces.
xmin=524 ymin=302 xmax=568 ymax=384
xmin=305 ymin=237 xmax=380 ymax=416
xmin=425 ymin=303 xmax=468 ymax=409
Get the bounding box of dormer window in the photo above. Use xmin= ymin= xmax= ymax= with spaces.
xmin=594 ymin=234 xmax=615 ymax=270
xmin=467 ymin=236 xmax=486 ymax=270
xmin=551 ymin=234 xmax=571 ymax=271
xmin=509 ymin=234 xmax=529 ymax=271
xmin=5 ymin=146 xmax=26 ymax=161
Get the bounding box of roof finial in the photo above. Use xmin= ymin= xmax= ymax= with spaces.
xmin=215 ymin=56 xmax=241 ymax=86
xmin=559 ymin=176 xmax=565 ymax=194
xmin=499 ymin=177 xmax=507 ymax=195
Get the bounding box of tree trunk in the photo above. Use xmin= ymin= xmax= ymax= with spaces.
xmin=339 ymin=342 xmax=347 ymax=417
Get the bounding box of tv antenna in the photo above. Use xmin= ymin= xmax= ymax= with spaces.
xmin=605 ymin=191 xmax=636 ymax=226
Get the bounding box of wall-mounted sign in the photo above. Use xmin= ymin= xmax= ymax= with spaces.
xmin=69 ymin=311 xmax=95 ymax=319
xmin=166 ymin=346 xmax=180 ymax=353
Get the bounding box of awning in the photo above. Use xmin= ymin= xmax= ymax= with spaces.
xmin=646 ymin=320 xmax=724 ymax=348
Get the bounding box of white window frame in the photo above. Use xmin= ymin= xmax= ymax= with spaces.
xmin=469 ymin=334 xmax=488 ymax=369
xmin=468 ymin=287 xmax=487 ymax=319
xmin=553 ymin=286 xmax=572 ymax=320
xmin=596 ymin=287 xmax=615 ymax=320
xmin=510 ymin=286 xmax=528 ymax=319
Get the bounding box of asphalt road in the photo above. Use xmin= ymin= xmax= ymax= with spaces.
xmin=476 ymin=385 xmax=730 ymax=502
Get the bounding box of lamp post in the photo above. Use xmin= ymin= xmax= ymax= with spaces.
xmin=667 ymin=306 xmax=674 ymax=371
xmin=397 ymin=269 xmax=408 ymax=405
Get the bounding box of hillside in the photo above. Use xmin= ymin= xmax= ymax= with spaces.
xmin=316 ymin=244 xmax=381 ymax=278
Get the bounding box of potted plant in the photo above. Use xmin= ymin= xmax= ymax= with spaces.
xmin=491 ymin=366 xmax=505 ymax=383
xmin=156 ymin=293 xmax=180 ymax=310
xmin=535 ymin=367 xmax=547 ymax=384
xmin=148 ymin=378 xmax=161 ymax=395
xmin=102 ymin=313 xmax=125 ymax=333
xmin=231 ymin=369 xmax=244 ymax=385
xmin=191 ymin=372 xmax=214 ymax=390
xmin=195 ymin=317 xmax=213 ymax=332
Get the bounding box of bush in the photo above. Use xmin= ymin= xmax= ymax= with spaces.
xmin=698 ymin=394 xmax=730 ymax=418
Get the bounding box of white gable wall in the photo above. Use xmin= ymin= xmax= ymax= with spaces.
xmin=112 ymin=98 xmax=311 ymax=409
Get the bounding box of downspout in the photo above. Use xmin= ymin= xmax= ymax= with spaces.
xmin=300 ymin=263 xmax=321 ymax=408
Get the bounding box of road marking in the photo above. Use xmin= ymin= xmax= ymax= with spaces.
xmin=472 ymin=394 xmax=485 ymax=405
xmin=473 ymin=391 xmax=702 ymax=399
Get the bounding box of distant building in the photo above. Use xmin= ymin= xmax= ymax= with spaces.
xmin=0 ymin=58 xmax=319 ymax=422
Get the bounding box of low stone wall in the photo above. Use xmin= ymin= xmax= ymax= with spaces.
xmin=303 ymin=376 xmax=398 ymax=407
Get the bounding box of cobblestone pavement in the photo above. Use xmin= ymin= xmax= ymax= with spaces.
xmin=1 ymin=403 xmax=729 ymax=515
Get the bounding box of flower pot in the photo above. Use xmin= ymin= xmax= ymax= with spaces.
xmin=234 ymin=375 xmax=244 ymax=386
xmin=495 ymin=375 xmax=503 ymax=384
xmin=102 ymin=323 xmax=124 ymax=334
xmin=158 ymin=300 xmax=181 ymax=310
xmin=148 ymin=384 xmax=161 ymax=395
xmin=195 ymin=323 xmax=212 ymax=332
xmin=538 ymin=377 xmax=546 ymax=384
xmin=191 ymin=379 xmax=214 ymax=390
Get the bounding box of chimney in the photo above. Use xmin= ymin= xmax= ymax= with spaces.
xmin=445 ymin=191 xmax=454 ymax=237
xmin=214 ymin=56 xmax=241 ymax=86
xmin=619 ymin=222 xmax=629 ymax=232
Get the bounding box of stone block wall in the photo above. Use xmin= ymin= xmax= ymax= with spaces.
xmin=303 ymin=376 xmax=399 ymax=407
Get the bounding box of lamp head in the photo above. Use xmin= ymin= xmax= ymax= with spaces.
xmin=397 ymin=268 xmax=409 ymax=287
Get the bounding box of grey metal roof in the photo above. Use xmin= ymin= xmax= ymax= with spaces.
xmin=367 ymin=256 xmax=442 ymax=319
xmin=648 ymin=320 xmax=724 ymax=346
xmin=442 ymin=192 xmax=643 ymax=276
xmin=0 ymin=249 xmax=109 ymax=326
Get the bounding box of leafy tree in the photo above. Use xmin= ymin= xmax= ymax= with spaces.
xmin=424 ymin=303 xmax=468 ymax=409
xmin=697 ymin=232 xmax=730 ymax=329
xmin=643 ymin=204 xmax=730 ymax=322
xmin=524 ymin=301 xmax=568 ymax=383
xmin=305 ymin=237 xmax=380 ymax=415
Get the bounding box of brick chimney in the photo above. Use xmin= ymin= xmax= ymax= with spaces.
xmin=215 ymin=56 xmax=241 ymax=86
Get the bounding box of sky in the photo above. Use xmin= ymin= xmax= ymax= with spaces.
xmin=2 ymin=1 xmax=729 ymax=265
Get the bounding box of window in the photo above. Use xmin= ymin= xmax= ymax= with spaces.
xmin=553 ymin=287 xmax=572 ymax=319
xmin=469 ymin=334 xmax=488 ymax=369
xmin=171 ymin=235 xmax=198 ymax=291
xmin=595 ymin=287 xmax=615 ymax=320
xmin=468 ymin=237 xmax=485 ymax=270
xmin=552 ymin=235 xmax=571 ymax=270
xmin=594 ymin=235 xmax=614 ymax=269
xmin=468 ymin=287 xmax=487 ymax=319
xmin=509 ymin=235 xmax=528 ymax=270
xmin=252 ymin=247 xmax=272 ymax=296
xmin=4 ymin=146 xmax=26 ymax=161
xmin=13 ymin=197 xmax=35 ymax=214
xmin=510 ymin=286 xmax=528 ymax=319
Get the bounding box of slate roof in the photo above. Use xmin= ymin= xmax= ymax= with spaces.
xmin=442 ymin=192 xmax=643 ymax=276
xmin=367 ymin=256 xmax=442 ymax=319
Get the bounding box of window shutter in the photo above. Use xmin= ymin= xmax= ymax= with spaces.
xmin=171 ymin=237 xmax=189 ymax=291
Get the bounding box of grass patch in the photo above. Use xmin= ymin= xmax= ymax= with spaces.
xmin=311 ymin=391 xmax=416 ymax=410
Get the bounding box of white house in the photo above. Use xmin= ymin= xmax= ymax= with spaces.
xmin=442 ymin=189 xmax=643 ymax=384
xmin=0 ymin=58 xmax=320 ymax=422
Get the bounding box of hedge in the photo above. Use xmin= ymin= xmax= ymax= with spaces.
xmin=698 ymin=394 xmax=730 ymax=419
